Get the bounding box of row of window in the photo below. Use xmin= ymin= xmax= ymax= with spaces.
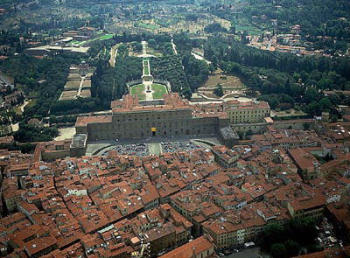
xmin=114 ymin=112 xmax=190 ymax=122
xmin=228 ymin=109 xmax=269 ymax=115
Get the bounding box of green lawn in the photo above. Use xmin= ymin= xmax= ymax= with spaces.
xmin=99 ymin=34 xmax=114 ymax=40
xmin=143 ymin=60 xmax=150 ymax=75
xmin=69 ymin=33 xmax=114 ymax=47
xmin=69 ymin=40 xmax=85 ymax=46
xmin=135 ymin=22 xmax=160 ymax=31
xmin=130 ymin=84 xmax=146 ymax=100
xmin=152 ymin=83 xmax=168 ymax=99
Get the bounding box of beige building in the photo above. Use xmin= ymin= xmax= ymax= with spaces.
xmin=74 ymin=94 xmax=270 ymax=144
xmin=75 ymin=94 xmax=238 ymax=143
xmin=225 ymin=100 xmax=270 ymax=124
xmin=191 ymin=99 xmax=271 ymax=134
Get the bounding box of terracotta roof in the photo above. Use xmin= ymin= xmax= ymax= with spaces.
xmin=159 ymin=236 xmax=214 ymax=258
xmin=75 ymin=115 xmax=112 ymax=127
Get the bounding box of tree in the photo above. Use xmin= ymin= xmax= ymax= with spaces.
xmin=182 ymin=87 xmax=192 ymax=100
xmin=151 ymin=55 xmax=191 ymax=94
xmin=285 ymin=240 xmax=300 ymax=256
xmin=204 ymin=23 xmax=227 ymax=34
xmin=133 ymin=42 xmax=142 ymax=52
xmin=271 ymin=243 xmax=287 ymax=258
xmin=14 ymin=123 xmax=58 ymax=142
xmin=261 ymin=224 xmax=286 ymax=247
xmin=209 ymin=63 xmax=216 ymax=74
xmin=319 ymin=97 xmax=332 ymax=112
xmin=230 ymin=25 xmax=236 ymax=34
xmin=289 ymin=217 xmax=318 ymax=245
xmin=305 ymin=87 xmax=320 ymax=103
xmin=303 ymin=123 xmax=311 ymax=130
xmin=214 ymin=83 xmax=224 ymax=97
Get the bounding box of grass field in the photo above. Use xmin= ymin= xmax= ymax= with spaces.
xmin=130 ymin=84 xmax=146 ymax=100
xmin=143 ymin=60 xmax=150 ymax=75
xmin=70 ymin=40 xmax=85 ymax=46
xmin=99 ymin=34 xmax=114 ymax=40
xmin=135 ymin=22 xmax=160 ymax=31
xmin=235 ymin=18 xmax=262 ymax=35
xmin=152 ymin=83 xmax=168 ymax=99
xmin=69 ymin=33 xmax=114 ymax=47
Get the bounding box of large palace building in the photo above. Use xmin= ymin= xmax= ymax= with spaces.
xmin=75 ymin=93 xmax=238 ymax=144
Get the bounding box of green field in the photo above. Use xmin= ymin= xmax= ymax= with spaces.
xmin=234 ymin=18 xmax=263 ymax=35
xmin=143 ymin=60 xmax=150 ymax=75
xmin=152 ymin=83 xmax=168 ymax=99
xmin=68 ymin=33 xmax=114 ymax=47
xmin=130 ymin=84 xmax=145 ymax=100
xmin=130 ymin=83 xmax=167 ymax=100
xmin=135 ymin=22 xmax=160 ymax=31
xmin=70 ymin=40 xmax=85 ymax=46
xmin=99 ymin=34 xmax=114 ymax=40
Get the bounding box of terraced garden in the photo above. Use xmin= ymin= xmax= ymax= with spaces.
xmin=130 ymin=84 xmax=145 ymax=100
xmin=130 ymin=83 xmax=168 ymax=100
xmin=143 ymin=59 xmax=150 ymax=75
xmin=152 ymin=83 xmax=168 ymax=99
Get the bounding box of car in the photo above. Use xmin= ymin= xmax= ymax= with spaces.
xmin=244 ymin=242 xmax=255 ymax=248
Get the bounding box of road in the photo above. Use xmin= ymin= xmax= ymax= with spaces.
xmin=76 ymin=76 xmax=85 ymax=98
xmin=191 ymin=51 xmax=211 ymax=65
xmin=109 ymin=43 xmax=119 ymax=67
xmin=171 ymin=38 xmax=178 ymax=55
xmin=144 ymin=81 xmax=154 ymax=101
xmin=9 ymin=100 xmax=30 ymax=133
xmin=224 ymin=247 xmax=263 ymax=258
xmin=148 ymin=143 xmax=162 ymax=156
xmin=11 ymin=123 xmax=19 ymax=133
xmin=20 ymin=100 xmax=29 ymax=112
xmin=141 ymin=41 xmax=147 ymax=55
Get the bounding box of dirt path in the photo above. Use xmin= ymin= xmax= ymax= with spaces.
xmin=20 ymin=100 xmax=29 ymax=112
xmin=76 ymin=77 xmax=85 ymax=98
xmin=109 ymin=43 xmax=119 ymax=67
xmin=191 ymin=51 xmax=211 ymax=65
xmin=171 ymin=38 xmax=178 ymax=55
